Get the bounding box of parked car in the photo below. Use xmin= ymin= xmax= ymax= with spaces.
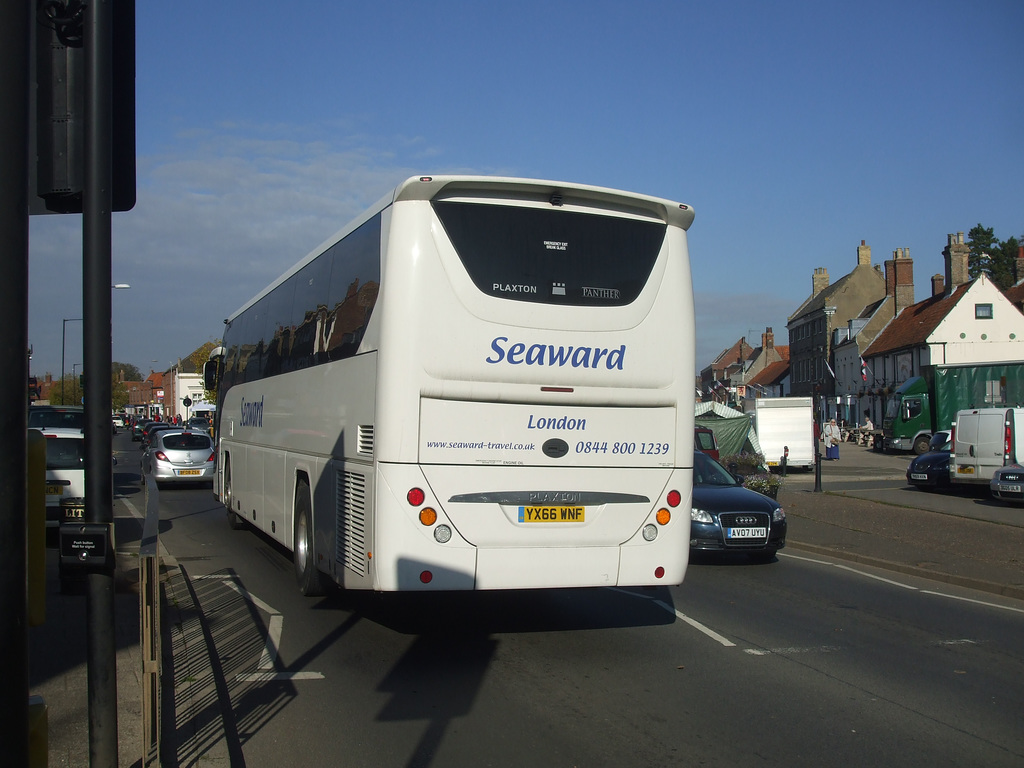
xmin=694 ymin=426 xmax=719 ymax=460
xmin=140 ymin=421 xmax=173 ymax=448
xmin=29 ymin=405 xmax=85 ymax=432
xmin=689 ymin=450 xmax=786 ymax=562
xmin=186 ymin=417 xmax=212 ymax=434
xmin=990 ymin=463 xmax=1024 ymax=505
xmin=131 ymin=418 xmax=154 ymax=441
xmin=40 ymin=428 xmax=86 ymax=530
xmin=906 ymin=431 xmax=951 ymax=490
xmin=140 ymin=429 xmax=216 ymax=487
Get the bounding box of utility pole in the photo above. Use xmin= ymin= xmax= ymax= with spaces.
xmin=83 ymin=2 xmax=119 ymax=764
xmin=0 ymin=2 xmax=33 ymax=765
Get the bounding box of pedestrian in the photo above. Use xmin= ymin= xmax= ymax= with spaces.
xmin=862 ymin=410 xmax=874 ymax=431
xmin=824 ymin=418 xmax=841 ymax=460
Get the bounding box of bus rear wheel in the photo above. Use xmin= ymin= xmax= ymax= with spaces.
xmin=225 ymin=458 xmax=245 ymax=530
xmin=294 ymin=480 xmax=325 ymax=596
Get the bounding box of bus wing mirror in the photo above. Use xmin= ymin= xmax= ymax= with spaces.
xmin=203 ymin=359 xmax=221 ymax=390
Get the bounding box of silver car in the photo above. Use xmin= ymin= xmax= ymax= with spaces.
xmin=141 ymin=430 xmax=216 ymax=487
xmin=990 ymin=463 xmax=1024 ymax=505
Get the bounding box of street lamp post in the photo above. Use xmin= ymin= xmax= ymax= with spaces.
xmin=61 ymin=286 xmax=128 ymax=406
xmin=823 ymin=306 xmax=837 ymax=421
xmin=61 ymin=318 xmax=82 ymax=405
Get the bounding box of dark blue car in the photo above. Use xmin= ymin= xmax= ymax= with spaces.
xmin=906 ymin=432 xmax=951 ymax=490
xmin=689 ymin=450 xmax=787 ymax=562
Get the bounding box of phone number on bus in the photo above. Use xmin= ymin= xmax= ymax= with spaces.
xmin=576 ymin=441 xmax=670 ymax=455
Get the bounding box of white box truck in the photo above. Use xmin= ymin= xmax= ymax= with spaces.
xmin=950 ymin=406 xmax=1024 ymax=486
xmin=749 ymin=397 xmax=815 ymax=471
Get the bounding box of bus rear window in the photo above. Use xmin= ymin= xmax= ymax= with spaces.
xmin=45 ymin=438 xmax=85 ymax=470
xmin=433 ymin=201 xmax=666 ymax=306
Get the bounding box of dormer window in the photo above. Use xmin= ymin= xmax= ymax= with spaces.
xmin=975 ymin=303 xmax=994 ymax=320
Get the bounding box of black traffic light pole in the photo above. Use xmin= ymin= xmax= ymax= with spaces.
xmin=0 ymin=2 xmax=32 ymax=766
xmin=84 ymin=1 xmax=119 ymax=765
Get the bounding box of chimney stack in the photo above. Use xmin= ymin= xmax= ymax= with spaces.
xmin=944 ymin=232 xmax=970 ymax=294
xmin=894 ymin=247 xmax=914 ymax=311
xmin=884 ymin=248 xmax=914 ymax=312
xmin=857 ymin=239 xmax=871 ymax=267
xmin=1016 ymin=244 xmax=1024 ymax=284
xmin=762 ymin=327 xmax=774 ymax=351
xmin=812 ymin=267 xmax=830 ymax=296
xmin=931 ymin=273 xmax=945 ymax=297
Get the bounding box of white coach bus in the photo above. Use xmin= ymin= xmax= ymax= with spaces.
xmin=204 ymin=175 xmax=696 ymax=594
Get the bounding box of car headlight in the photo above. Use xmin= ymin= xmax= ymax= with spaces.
xmin=691 ymin=507 xmax=714 ymax=524
xmin=773 ymin=506 xmax=786 ymax=522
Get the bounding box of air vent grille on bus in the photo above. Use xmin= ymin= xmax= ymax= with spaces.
xmin=336 ymin=470 xmax=367 ymax=577
xmin=358 ymin=425 xmax=374 ymax=456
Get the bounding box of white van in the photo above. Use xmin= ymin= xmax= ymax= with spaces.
xmin=950 ymin=407 xmax=1024 ymax=486
xmin=41 ymin=428 xmax=86 ymax=528
xmin=748 ymin=397 xmax=815 ymax=471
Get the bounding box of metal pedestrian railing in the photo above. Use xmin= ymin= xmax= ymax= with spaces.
xmin=139 ymin=474 xmax=161 ymax=766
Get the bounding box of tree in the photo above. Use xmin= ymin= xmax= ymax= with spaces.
xmin=185 ymin=341 xmax=221 ymax=404
xmin=967 ymin=224 xmax=1021 ymax=290
xmin=990 ymin=235 xmax=1021 ymax=290
xmin=51 ymin=374 xmax=83 ymax=406
xmin=112 ymin=361 xmax=142 ymax=381
xmin=967 ymin=224 xmax=997 ymax=281
xmin=112 ymin=373 xmax=129 ymax=411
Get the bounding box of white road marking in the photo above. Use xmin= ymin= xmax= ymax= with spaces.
xmin=194 ymin=574 xmax=325 ymax=681
xmin=237 ymin=671 xmax=325 ymax=682
xmin=921 ymin=590 xmax=1024 ymax=615
xmin=781 ymin=552 xmax=1024 ymax=614
xmin=744 ymin=646 xmax=842 ymax=656
xmin=654 ymin=600 xmax=736 ymax=647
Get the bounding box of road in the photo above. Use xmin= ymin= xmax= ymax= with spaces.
xmin=132 ymin=430 xmax=1024 ymax=768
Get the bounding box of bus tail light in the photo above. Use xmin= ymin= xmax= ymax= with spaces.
xmin=656 ymin=508 xmax=671 ymax=525
xmin=642 ymin=524 xmax=658 ymax=541
xmin=666 ymin=489 xmax=681 ymax=507
xmin=407 ymin=487 xmax=425 ymax=506
xmin=654 ymin=566 xmax=665 ymax=579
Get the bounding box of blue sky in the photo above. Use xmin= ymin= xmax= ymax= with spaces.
xmin=28 ymin=0 xmax=1024 ymax=382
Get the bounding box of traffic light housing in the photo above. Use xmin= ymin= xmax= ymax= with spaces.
xmin=30 ymin=0 xmax=136 ymax=215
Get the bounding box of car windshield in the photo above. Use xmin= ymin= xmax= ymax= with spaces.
xmin=161 ymin=433 xmax=212 ymax=450
xmin=694 ymin=451 xmax=739 ymax=487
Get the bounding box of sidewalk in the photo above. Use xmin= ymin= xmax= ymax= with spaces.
xmin=781 ymin=486 xmax=1024 ymax=600
xmin=28 ymin=547 xmax=144 ymax=768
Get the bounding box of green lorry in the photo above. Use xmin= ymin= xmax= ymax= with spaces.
xmin=882 ymin=363 xmax=1024 ymax=454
